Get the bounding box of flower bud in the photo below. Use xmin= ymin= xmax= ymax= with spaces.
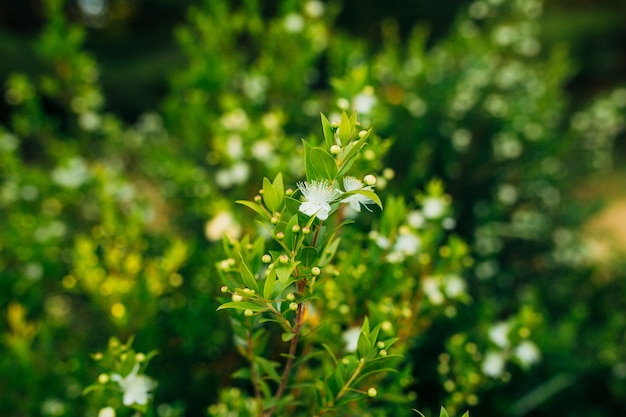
xmin=292 ymin=224 xmax=301 ymax=233
xmin=367 ymin=387 xmax=377 ymax=397
xmin=311 ymin=266 xmax=321 ymax=276
xmin=289 ymin=302 xmax=298 ymax=311
xmin=379 ymin=349 xmax=388 ymax=357
xmin=286 ymin=293 xmax=295 ymax=301
xmin=358 ymin=130 xmax=367 ymax=138
xmin=364 ymin=174 xmax=377 ymax=186
xmin=232 ymin=294 xmax=244 ymax=302
xmin=98 ymin=373 xmax=109 ymax=384
xmin=330 ymin=144 xmax=341 ymax=155
xmin=254 ymin=195 xmax=262 ymax=202
xmin=286 ymin=188 xmax=294 ymax=196
xmin=244 ymin=309 xmax=254 ymax=317
xmin=276 ymin=232 xmax=285 ymax=240
xmin=271 ymin=216 xmax=279 ymax=224
xmin=302 ymin=226 xmax=311 ymax=235
xmin=135 ymin=353 xmax=146 ymax=362
xmin=220 ymin=285 xmax=229 ymax=293
xmin=262 ymin=254 xmax=272 ymax=263
xmin=279 ymin=254 xmax=289 ymax=264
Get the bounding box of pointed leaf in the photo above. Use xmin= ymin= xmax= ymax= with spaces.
xmin=237 ymin=200 xmax=270 ymax=220
xmin=338 ymin=111 xmax=352 ymax=146
xmin=238 ymin=254 xmax=260 ymax=292
xmin=321 ymin=113 xmax=335 ymax=148
xmin=217 ymin=301 xmax=268 ymax=312
xmin=439 ymin=407 xmax=450 ymax=417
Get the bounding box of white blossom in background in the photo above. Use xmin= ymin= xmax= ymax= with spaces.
xmin=489 ymin=322 xmax=511 ymax=348
xmin=341 ymin=176 xmax=375 ymax=212
xmin=422 ymin=197 xmax=446 ymax=219
xmin=297 ymin=180 xmax=340 ymax=220
xmin=51 ymin=157 xmax=90 ymax=189
xmin=98 ymin=407 xmax=116 ymax=417
xmin=111 ymin=364 xmax=156 ymax=406
xmin=422 ymin=277 xmax=444 ymax=305
xmin=305 ymin=1 xmax=325 ymax=18
xmin=342 ymin=327 xmax=361 ymax=352
xmin=482 ymin=350 xmax=506 ymax=378
xmin=444 ymin=275 xmax=466 ymax=298
xmin=407 ymin=211 xmax=425 ymax=229
xmin=205 ymin=211 xmax=242 ymax=242
xmin=284 ymin=13 xmax=304 ymax=33
xmin=393 ymin=228 xmax=421 ymax=256
xmin=513 ymin=340 xmax=541 ymax=368
xmin=353 ymin=87 xmax=377 ymax=114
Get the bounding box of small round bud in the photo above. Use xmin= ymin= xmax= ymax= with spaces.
xmin=311 ymin=266 xmax=321 ymax=276
xmin=381 ymin=320 xmax=393 ymax=332
xmin=135 ymin=353 xmax=146 ymax=362
xmin=367 ymin=387 xmax=377 ymax=398
xmin=262 ymin=254 xmax=272 ymax=263
xmin=243 ymin=288 xmax=252 ymax=294
xmin=259 ymin=189 xmax=264 ymax=194
xmin=330 ymin=144 xmax=341 ymax=155
xmin=331 ymin=120 xmax=340 ymax=128
xmin=379 ymin=349 xmax=388 ymax=357
xmin=358 ymin=130 xmax=367 ymax=138
xmin=254 ymin=195 xmax=262 ymax=202
xmin=98 ymin=373 xmax=109 ymax=384
xmin=220 ymin=285 xmax=229 ymax=293
xmin=120 ymin=353 xmax=127 ymax=361
xmin=377 ymin=341 xmax=385 ymax=349
xmin=289 ymin=302 xmax=298 ymax=311
xmin=244 ymin=309 xmax=254 ymax=317
xmin=271 ymin=216 xmax=279 ymax=224
xmin=279 ymin=254 xmax=289 ymax=264
xmin=364 ymin=174 xmax=377 ymax=186
xmin=292 ymin=224 xmax=301 ymax=233
xmin=276 ymin=232 xmax=285 ymax=240
xmin=232 ymin=294 xmax=244 ymax=302
xmin=286 ymin=293 xmax=295 ymax=301
xmin=342 ymin=357 xmax=350 ymax=365
xmin=286 ymin=188 xmax=294 ymax=196
xmin=92 ymin=352 xmax=103 ymax=361
xmin=302 ymin=226 xmax=311 ymax=235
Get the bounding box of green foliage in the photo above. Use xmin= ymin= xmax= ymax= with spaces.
xmin=1 ymin=0 xmax=626 ymax=416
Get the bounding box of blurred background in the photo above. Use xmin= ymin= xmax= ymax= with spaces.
xmin=1 ymin=1 xmax=626 ymax=416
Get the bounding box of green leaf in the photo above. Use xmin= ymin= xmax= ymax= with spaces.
xmin=321 ymin=343 xmax=338 ymax=366
xmin=275 ymin=261 xmax=300 ymax=285
xmin=345 ymin=189 xmax=383 ymax=210
xmin=282 ymin=332 xmax=296 ymax=342
xmin=310 ymin=147 xmax=338 ymax=180
xmin=461 ymin=411 xmax=470 ymax=417
xmin=338 ymin=111 xmax=352 ymax=146
xmin=439 ymin=407 xmax=450 ymax=417
xmin=283 ymin=214 xmax=300 ymax=250
xmin=238 ymin=254 xmax=260 ymax=293
xmin=262 ymin=177 xmax=281 ymax=213
xmin=217 ymin=301 xmax=268 ymax=312
xmin=254 ymin=356 xmax=281 ymax=383
xmin=321 ymin=113 xmax=335 ymax=148
xmin=272 ymin=172 xmax=284 ymax=203
xmin=263 ymin=268 xmax=277 ymax=299
xmin=300 ymin=246 xmax=318 ymax=268
xmin=237 ymin=200 xmax=270 ymax=220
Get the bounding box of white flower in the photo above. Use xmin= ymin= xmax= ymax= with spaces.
xmin=482 ymin=350 xmax=506 ymax=378
xmin=513 ymin=340 xmax=540 ymax=367
xmin=394 ymin=230 xmax=421 ymax=256
xmin=98 ymin=407 xmax=116 ymax=417
xmin=489 ymin=322 xmax=511 ymax=348
xmin=205 ymin=211 xmax=242 ymax=242
xmin=297 ymin=180 xmax=340 ymax=220
xmin=341 ymin=176 xmax=375 ymax=212
xmin=422 ymin=197 xmax=446 ymax=219
xmin=111 ymin=363 xmax=156 ymax=407
xmin=342 ymin=327 xmax=361 ymax=352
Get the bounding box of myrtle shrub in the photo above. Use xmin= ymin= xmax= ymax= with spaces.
xmin=1 ymin=0 xmax=625 ymax=416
